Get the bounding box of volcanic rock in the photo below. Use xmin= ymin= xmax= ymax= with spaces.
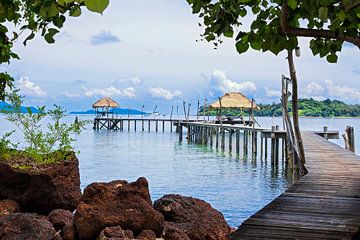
xmin=74 ymin=177 xmax=164 ymax=240
xmin=154 ymin=194 xmax=231 ymax=240
xmin=0 ymin=152 xmax=81 ymax=214
xmin=162 ymin=222 xmax=190 ymax=240
xmin=0 ymin=213 xmax=56 ymax=240
xmin=0 ymin=199 xmax=20 ymax=216
xmin=137 ymin=229 xmax=156 ymax=240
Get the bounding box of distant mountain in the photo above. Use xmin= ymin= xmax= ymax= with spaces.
xmin=70 ymin=108 xmax=147 ymax=115
xmin=0 ymin=102 xmax=40 ymax=113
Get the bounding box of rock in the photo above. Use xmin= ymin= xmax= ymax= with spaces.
xmin=163 ymin=222 xmax=189 ymax=240
xmin=63 ymin=224 xmax=77 ymax=240
xmin=0 ymin=152 xmax=81 ymax=214
xmin=48 ymin=209 xmax=73 ymax=231
xmin=137 ymin=229 xmax=156 ymax=240
xmin=154 ymin=194 xmax=231 ymax=240
xmin=49 ymin=209 xmax=77 ymax=240
xmin=98 ymin=226 xmax=134 ymax=239
xmin=0 ymin=213 xmax=56 ymax=240
xmin=0 ymin=199 xmax=20 ymax=216
xmin=74 ymin=177 xmax=164 ymax=240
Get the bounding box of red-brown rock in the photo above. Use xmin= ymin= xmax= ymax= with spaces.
xmin=49 ymin=209 xmax=73 ymax=231
xmin=137 ymin=229 xmax=156 ymax=240
xmin=163 ymin=222 xmax=189 ymax=240
xmin=154 ymin=194 xmax=231 ymax=240
xmin=98 ymin=226 xmax=134 ymax=239
xmin=0 ymin=199 xmax=20 ymax=216
xmin=74 ymin=177 xmax=164 ymax=240
xmin=49 ymin=209 xmax=76 ymax=240
xmin=0 ymin=152 xmax=81 ymax=214
xmin=0 ymin=213 xmax=56 ymax=240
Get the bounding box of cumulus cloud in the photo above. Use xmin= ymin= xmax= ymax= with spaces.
xmin=113 ymin=76 xmax=143 ymax=86
xmin=265 ymin=87 xmax=281 ymax=98
xmin=17 ymin=77 xmax=46 ymax=97
xmin=300 ymin=80 xmax=360 ymax=101
xmin=90 ymin=31 xmax=120 ymax=45
xmin=82 ymin=86 xmax=136 ymax=98
xmin=149 ymin=87 xmax=183 ymax=100
xmin=211 ymin=69 xmax=256 ymax=94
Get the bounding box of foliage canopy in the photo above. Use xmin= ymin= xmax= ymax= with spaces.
xmin=0 ymin=0 xmax=109 ymax=100
xmin=187 ymin=0 xmax=360 ymax=62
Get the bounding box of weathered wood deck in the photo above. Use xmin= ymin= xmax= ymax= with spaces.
xmin=231 ymin=131 xmax=360 ymax=239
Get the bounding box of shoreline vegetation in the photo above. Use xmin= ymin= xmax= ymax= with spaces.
xmin=204 ymin=98 xmax=360 ymax=118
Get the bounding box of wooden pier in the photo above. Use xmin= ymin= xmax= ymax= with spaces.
xmin=230 ymin=131 xmax=360 ymax=239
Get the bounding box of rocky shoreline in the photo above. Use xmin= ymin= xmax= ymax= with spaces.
xmin=0 ymin=154 xmax=233 ymax=240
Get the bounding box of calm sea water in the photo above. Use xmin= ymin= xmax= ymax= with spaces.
xmin=1 ymin=114 xmax=359 ymax=227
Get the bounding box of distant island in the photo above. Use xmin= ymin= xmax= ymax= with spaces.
xmin=204 ymin=98 xmax=360 ymax=118
xmin=0 ymin=102 xmax=40 ymax=113
xmin=70 ymin=108 xmax=147 ymax=115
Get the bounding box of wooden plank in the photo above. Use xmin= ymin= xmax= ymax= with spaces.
xmin=231 ymin=131 xmax=360 ymax=239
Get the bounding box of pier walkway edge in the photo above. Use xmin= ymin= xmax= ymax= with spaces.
xmin=231 ymin=131 xmax=360 ymax=239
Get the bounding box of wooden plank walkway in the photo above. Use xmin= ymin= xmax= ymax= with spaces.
xmin=231 ymin=131 xmax=360 ymax=240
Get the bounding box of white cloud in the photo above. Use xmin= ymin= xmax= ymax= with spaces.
xmin=300 ymin=80 xmax=360 ymax=101
xmin=123 ymin=87 xmax=136 ymax=98
xmin=211 ymin=69 xmax=256 ymax=94
xmin=17 ymin=77 xmax=46 ymax=97
xmin=113 ymin=76 xmax=143 ymax=86
xmin=303 ymin=82 xmax=325 ymax=96
xmin=325 ymin=80 xmax=360 ymax=100
xmin=82 ymin=86 xmax=136 ymax=98
xmin=265 ymin=87 xmax=281 ymax=97
xmin=149 ymin=87 xmax=183 ymax=100
xmin=62 ymin=91 xmax=81 ymax=98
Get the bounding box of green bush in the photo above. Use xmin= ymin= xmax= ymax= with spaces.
xmin=0 ymin=91 xmax=86 ymax=164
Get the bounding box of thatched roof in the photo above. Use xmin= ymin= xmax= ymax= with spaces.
xmin=92 ymin=97 xmax=119 ymax=108
xmin=209 ymin=92 xmax=258 ymax=109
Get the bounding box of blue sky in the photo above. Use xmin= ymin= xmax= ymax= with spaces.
xmin=3 ymin=0 xmax=360 ymax=113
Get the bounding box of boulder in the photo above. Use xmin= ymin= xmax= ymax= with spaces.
xmin=98 ymin=226 xmax=134 ymax=239
xmin=48 ymin=209 xmax=73 ymax=231
xmin=162 ymin=222 xmax=189 ymax=240
xmin=0 ymin=152 xmax=81 ymax=214
xmin=0 ymin=213 xmax=56 ymax=240
xmin=74 ymin=177 xmax=164 ymax=240
xmin=137 ymin=229 xmax=156 ymax=240
xmin=49 ymin=209 xmax=77 ymax=240
xmin=0 ymin=199 xmax=20 ymax=216
xmin=154 ymin=194 xmax=231 ymax=240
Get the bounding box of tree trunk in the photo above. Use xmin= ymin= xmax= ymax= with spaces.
xmin=287 ymin=49 xmax=307 ymax=175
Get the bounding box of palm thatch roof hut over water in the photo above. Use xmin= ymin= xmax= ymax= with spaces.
xmin=209 ymin=92 xmax=258 ymax=110
xmin=92 ymin=97 xmax=119 ymax=118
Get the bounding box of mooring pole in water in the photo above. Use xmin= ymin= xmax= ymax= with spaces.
xmin=210 ymin=128 xmax=213 ymax=147
xmin=156 ymin=120 xmax=158 ymax=132
xmin=134 ymin=120 xmax=137 ymax=132
xmin=216 ymin=127 xmax=219 ymax=150
xmin=236 ymin=130 xmax=240 ymax=155
xmin=229 ymin=130 xmax=233 ymax=153
xmin=179 ymin=125 xmax=183 ymax=142
xmin=260 ymin=136 xmax=263 ymax=159
xmin=148 ymin=120 xmax=150 ymax=132
xmin=221 ymin=128 xmax=225 ymax=151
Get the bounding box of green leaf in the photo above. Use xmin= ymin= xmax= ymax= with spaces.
xmin=318 ymin=7 xmax=328 ymax=21
xmin=84 ymin=0 xmax=109 ymax=14
xmin=287 ymin=0 xmax=298 ymax=10
xmin=23 ymin=32 xmax=35 ymax=46
xmin=250 ymin=39 xmax=262 ymax=50
xmin=236 ymin=41 xmax=249 ymax=54
xmin=70 ymin=6 xmax=82 ymax=17
xmin=44 ymin=28 xmax=59 ymax=44
xmin=326 ymin=54 xmax=338 ymax=63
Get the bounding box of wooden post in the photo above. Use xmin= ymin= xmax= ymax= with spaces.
xmin=156 ymin=120 xmax=158 ymax=132
xmin=221 ymin=128 xmax=225 ymax=151
xmin=210 ymin=128 xmax=213 ymax=147
xmin=142 ymin=119 xmax=144 ymax=131
xmin=179 ymin=125 xmax=183 ymax=142
xmin=128 ymin=120 xmax=130 ymax=132
xmin=170 ymin=120 xmax=173 ymax=132
xmin=134 ymin=120 xmax=137 ymax=132
xmin=229 ymin=130 xmax=233 ymax=153
xmin=148 ymin=120 xmax=150 ymax=132
xmin=187 ymin=125 xmax=191 ymax=143
xmin=343 ymin=126 xmax=355 ymax=153
xmin=216 ymin=127 xmax=219 ymax=150
xmin=264 ymin=137 xmax=268 ymax=159
xmin=236 ymin=130 xmax=240 ymax=155
xmin=162 ymin=120 xmax=165 ymax=132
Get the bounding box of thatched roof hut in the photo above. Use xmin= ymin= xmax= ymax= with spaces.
xmin=92 ymin=97 xmax=119 ymax=109
xmin=209 ymin=92 xmax=258 ymax=109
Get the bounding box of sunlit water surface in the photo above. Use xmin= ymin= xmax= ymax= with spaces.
xmin=1 ymin=114 xmax=359 ymax=227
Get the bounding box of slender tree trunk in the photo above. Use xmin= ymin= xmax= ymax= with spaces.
xmin=287 ymin=49 xmax=307 ymax=175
